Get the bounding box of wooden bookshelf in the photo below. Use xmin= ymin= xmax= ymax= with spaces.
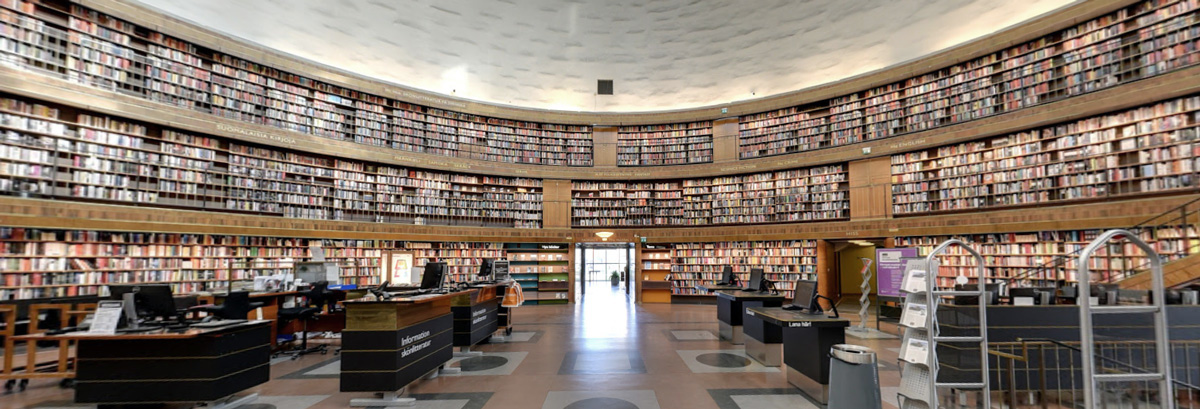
xmin=637 ymin=244 xmax=672 ymax=303
xmin=571 ymin=164 xmax=849 ymax=227
xmin=617 ymin=121 xmax=713 ymax=166
xmin=891 ymin=95 xmax=1200 ymax=215
xmin=0 ymin=2 xmax=593 ymax=167
xmin=667 ymin=240 xmax=819 ymax=301
xmin=738 ymin=0 xmax=1200 ymax=159
xmin=894 ymin=226 xmax=1200 ymax=288
xmin=503 ymin=243 xmax=571 ymax=305
xmin=0 ymin=93 xmax=545 ymax=228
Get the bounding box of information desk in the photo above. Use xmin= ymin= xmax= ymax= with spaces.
xmin=745 ymin=307 xmax=849 ymax=405
xmin=453 ymin=283 xmax=503 ymax=348
xmin=714 ymin=290 xmax=785 ymax=344
xmin=16 ymin=321 xmax=272 ymax=408
xmin=340 ymin=291 xmax=468 ymax=405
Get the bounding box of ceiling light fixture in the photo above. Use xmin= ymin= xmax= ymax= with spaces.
xmin=595 ymin=231 xmax=614 ymax=241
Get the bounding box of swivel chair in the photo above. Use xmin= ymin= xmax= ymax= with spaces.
xmin=195 ymin=291 xmax=264 ymax=320
xmin=276 ymin=281 xmax=330 ymax=359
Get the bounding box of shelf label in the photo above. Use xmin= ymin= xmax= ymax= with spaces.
xmin=215 ymin=124 xmax=296 ymax=145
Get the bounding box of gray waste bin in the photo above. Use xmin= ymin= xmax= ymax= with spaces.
xmin=827 ymin=344 xmax=882 ymax=409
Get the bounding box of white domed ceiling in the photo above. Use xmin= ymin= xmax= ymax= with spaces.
xmin=133 ymin=0 xmax=1078 ymax=112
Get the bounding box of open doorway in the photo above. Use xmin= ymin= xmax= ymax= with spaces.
xmin=575 ymin=243 xmax=635 ymax=305
xmin=828 ymin=238 xmax=887 ymax=312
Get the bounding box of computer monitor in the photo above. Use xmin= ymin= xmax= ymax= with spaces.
xmin=420 ymin=262 xmax=447 ymax=290
xmin=718 ymin=266 xmax=736 ymax=285
xmin=791 ymin=279 xmax=821 ymax=314
xmin=746 ymin=268 xmax=764 ymax=292
xmin=953 ymin=283 xmax=1002 ymax=305
xmin=477 ymin=258 xmax=495 ymax=280
xmin=1009 ymin=287 xmax=1057 ymax=305
xmin=295 ymin=262 xmax=335 ymax=284
xmin=492 ymin=260 xmax=510 ymax=281
xmin=1091 ymin=283 xmax=1120 ymax=305
xmin=106 ymin=284 xmax=177 ymax=321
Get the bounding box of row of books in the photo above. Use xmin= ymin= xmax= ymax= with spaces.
xmin=0 ymin=95 xmax=547 ymax=228
xmin=891 ymin=95 xmax=1200 ymax=214
xmin=737 ymin=0 xmax=1200 ymax=160
xmin=0 ymin=2 xmax=595 ymax=167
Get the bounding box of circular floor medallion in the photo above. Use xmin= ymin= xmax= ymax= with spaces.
xmin=456 ymin=355 xmax=510 ymax=372
xmin=564 ymin=397 xmax=641 ymax=409
xmin=695 ymin=352 xmax=752 ymax=368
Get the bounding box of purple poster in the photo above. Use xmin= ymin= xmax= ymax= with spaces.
xmin=876 ymin=248 xmax=918 ymax=297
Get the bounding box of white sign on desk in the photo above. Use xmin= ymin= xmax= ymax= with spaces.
xmin=88 ymin=300 xmax=125 ymax=335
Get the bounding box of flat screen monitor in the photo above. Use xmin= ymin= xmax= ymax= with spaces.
xmin=746 ymin=268 xmax=764 ymax=292
xmin=1091 ymin=283 xmax=1120 ymax=305
xmin=791 ymin=279 xmax=820 ymax=313
xmin=493 ymin=260 xmax=510 ymax=281
xmin=719 ymin=266 xmax=735 ymax=285
xmin=953 ymin=283 xmax=1001 ymax=305
xmin=294 ymin=262 xmax=334 ymax=284
xmin=477 ymin=258 xmax=495 ymax=280
xmin=106 ymin=284 xmax=177 ymax=321
xmin=1009 ymin=287 xmax=1057 ymax=305
xmin=420 ymin=262 xmax=447 ymax=290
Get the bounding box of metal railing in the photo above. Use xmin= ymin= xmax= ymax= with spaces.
xmin=986 ymin=339 xmax=1200 ymax=408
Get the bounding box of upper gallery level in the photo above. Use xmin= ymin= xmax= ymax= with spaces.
xmin=1 ymin=0 xmax=1199 ymax=177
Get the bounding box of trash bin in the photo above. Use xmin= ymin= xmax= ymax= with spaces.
xmin=827 ymin=344 xmax=882 ymax=409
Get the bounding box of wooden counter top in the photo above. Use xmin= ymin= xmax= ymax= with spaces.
xmin=343 ymin=290 xmax=471 ymax=331
xmin=14 ymin=320 xmax=272 ymax=341
xmin=745 ymin=307 xmax=849 ymax=328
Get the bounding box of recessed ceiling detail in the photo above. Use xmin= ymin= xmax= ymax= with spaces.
xmin=133 ymin=0 xmax=1077 ymax=112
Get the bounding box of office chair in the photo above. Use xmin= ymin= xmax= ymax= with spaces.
xmin=276 ymin=282 xmax=330 ymax=359
xmin=195 ymin=291 xmax=264 ymax=320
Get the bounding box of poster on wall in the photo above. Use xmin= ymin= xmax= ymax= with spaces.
xmin=385 ymin=251 xmax=415 ymax=286
xmin=876 ymin=248 xmax=918 ymax=297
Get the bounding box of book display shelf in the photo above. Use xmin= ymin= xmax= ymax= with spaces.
xmin=617 ymin=121 xmax=713 ymax=166
xmin=0 ymin=1 xmax=594 ymax=167
xmin=891 ymin=94 xmax=1200 ymax=215
xmin=739 ymin=0 xmax=1200 ymax=159
xmin=665 ymin=240 xmax=819 ymax=301
xmin=637 ymin=244 xmax=672 ymax=303
xmin=571 ymin=164 xmax=848 ymax=227
xmin=895 ymin=226 xmax=1199 ymax=288
xmin=503 ymin=243 xmax=571 ymax=305
xmin=0 ymin=93 xmax=545 ymax=228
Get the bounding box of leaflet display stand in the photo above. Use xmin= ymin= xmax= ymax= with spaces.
xmin=897 ymin=239 xmax=991 ymax=409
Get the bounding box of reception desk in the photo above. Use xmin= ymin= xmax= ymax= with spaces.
xmin=745 ymin=307 xmax=849 ymax=405
xmin=17 ymin=321 xmax=272 ymax=408
xmin=339 ymin=291 xmax=468 ymax=405
xmin=714 ymin=290 xmax=785 ymax=344
xmin=452 ymin=283 xmax=504 ymax=348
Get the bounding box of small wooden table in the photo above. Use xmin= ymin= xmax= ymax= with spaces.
xmin=15 ymin=321 xmax=272 ymax=408
xmin=340 ymin=290 xmax=469 ymax=407
xmin=714 ymin=290 xmax=785 ymax=344
xmin=745 ymin=307 xmax=850 ymax=405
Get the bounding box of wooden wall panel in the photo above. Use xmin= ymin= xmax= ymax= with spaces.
xmin=712 ymin=118 xmax=740 ymax=163
xmin=849 ymin=157 xmax=893 ymax=220
xmin=542 ymin=180 xmax=573 ymax=229
xmin=593 ymin=127 xmax=619 ymax=168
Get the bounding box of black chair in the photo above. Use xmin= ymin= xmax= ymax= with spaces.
xmin=195 ymin=291 xmax=264 ymax=320
xmin=276 ymin=282 xmax=330 ymax=359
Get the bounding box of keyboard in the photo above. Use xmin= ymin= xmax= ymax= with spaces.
xmin=191 ymin=319 xmax=248 ymax=328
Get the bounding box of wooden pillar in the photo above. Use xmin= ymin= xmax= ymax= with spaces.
xmin=712 ymin=117 xmax=740 ymax=163
xmin=849 ymin=156 xmax=893 ymax=220
xmin=816 ymin=240 xmax=837 ymax=310
xmin=593 ymin=127 xmax=618 ymax=168
xmin=542 ymin=179 xmax=572 ymax=229
xmin=567 ymin=244 xmax=577 ymax=303
xmin=633 ymin=244 xmax=643 ymax=303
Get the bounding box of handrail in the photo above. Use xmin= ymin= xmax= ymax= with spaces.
xmin=1016 ymin=338 xmax=1200 ymax=391
xmin=1005 ymin=194 xmax=1200 ymax=284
